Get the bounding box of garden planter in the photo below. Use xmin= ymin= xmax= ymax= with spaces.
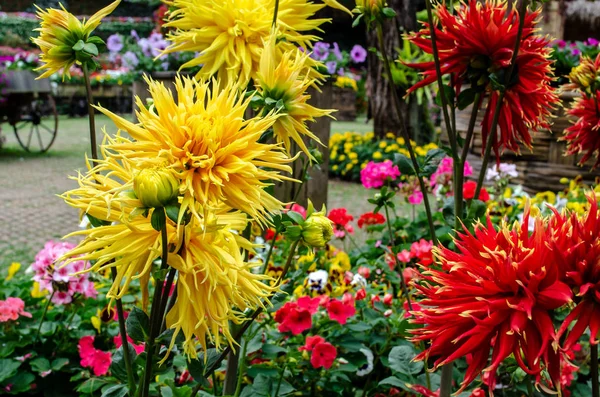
xmin=455 ymin=91 xmax=600 ymax=193
xmin=331 ymin=86 xmax=357 ymax=121
xmin=3 ymin=70 xmax=51 ymax=94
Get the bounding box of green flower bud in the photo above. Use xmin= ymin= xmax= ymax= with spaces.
xmin=133 ymin=168 xmax=180 ymax=208
xmin=301 ymin=209 xmax=333 ymax=248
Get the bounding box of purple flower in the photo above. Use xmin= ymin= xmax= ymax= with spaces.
xmin=312 ymin=42 xmax=330 ymax=61
xmin=326 ymin=61 xmax=337 ymax=74
xmin=131 ymin=30 xmax=140 ymax=41
xmin=107 ymin=34 xmax=124 ymax=53
xmin=587 ymin=37 xmax=600 ymax=46
xmin=571 ymin=48 xmax=582 ymax=56
xmin=138 ymin=38 xmax=152 ymax=57
xmin=332 ymin=42 xmax=343 ymax=61
xmin=337 ymin=68 xmax=345 ymax=76
xmin=350 ymin=44 xmax=367 ymax=63
xmin=148 ymin=33 xmax=168 ymax=57
xmin=122 ymin=51 xmax=139 ymax=69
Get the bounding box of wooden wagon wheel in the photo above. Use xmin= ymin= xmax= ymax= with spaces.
xmin=12 ymin=93 xmax=59 ymax=153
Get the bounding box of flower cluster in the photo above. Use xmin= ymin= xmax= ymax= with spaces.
xmin=329 ymin=131 xmax=438 ymax=181
xmin=429 ymin=157 xmax=473 ymax=197
xmin=310 ymin=41 xmax=367 ymax=76
xmin=0 ymin=297 xmax=31 ymax=322
xmin=298 ymin=335 xmax=337 ymax=369
xmin=327 ymin=208 xmax=355 ymax=239
xmin=30 ymin=241 xmax=96 ymax=305
xmin=360 ymin=160 xmax=401 ymax=189
xmin=357 ymin=211 xmax=386 ymax=229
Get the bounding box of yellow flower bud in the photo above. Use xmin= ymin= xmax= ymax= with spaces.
xmin=302 ymin=210 xmax=333 ymax=248
xmin=133 ymin=168 xmax=180 ymax=208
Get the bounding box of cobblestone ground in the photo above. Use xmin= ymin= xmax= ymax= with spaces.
xmin=0 ymin=115 xmax=375 ymax=266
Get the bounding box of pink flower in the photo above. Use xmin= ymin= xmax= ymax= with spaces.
xmin=275 ymin=302 xmax=312 ymax=335
xmin=286 ymin=203 xmax=307 ymax=218
xmin=297 ymin=296 xmax=320 ymax=315
xmin=31 ymin=241 xmax=96 ymax=304
xmin=310 ymin=341 xmax=337 ymax=369
xmin=299 ymin=335 xmax=326 ymax=352
xmin=410 ymin=239 xmax=434 ymax=266
xmin=360 ymin=160 xmax=401 ymax=189
xmin=430 ymin=158 xmax=473 ymax=191
xmin=403 ymin=267 xmax=421 ymax=284
xmin=0 ymin=297 xmax=31 ymax=322
xmin=383 ymin=293 xmax=393 ymax=306
xmin=341 ymin=292 xmax=355 ymax=307
xmin=397 ymin=250 xmax=412 ymax=263
xmin=408 ymin=191 xmax=424 ymax=205
xmin=327 ymin=299 xmax=356 ymax=325
xmin=78 ymin=336 xmax=112 ymax=376
xmin=358 ymin=266 xmax=371 ymax=279
xmin=114 ymin=335 xmax=145 ymax=355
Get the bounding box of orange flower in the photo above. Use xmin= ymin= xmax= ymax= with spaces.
xmin=411 ymin=213 xmax=572 ymax=392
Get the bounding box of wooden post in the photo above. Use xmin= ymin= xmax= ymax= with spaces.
xmin=274 ymin=82 xmax=332 ymax=209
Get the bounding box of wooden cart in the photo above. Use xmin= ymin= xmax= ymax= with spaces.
xmin=1 ymin=70 xmax=58 ymax=153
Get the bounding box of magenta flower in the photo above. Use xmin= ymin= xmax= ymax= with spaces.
xmin=350 ymin=45 xmax=367 ymax=63
xmin=360 ymin=160 xmax=401 ymax=189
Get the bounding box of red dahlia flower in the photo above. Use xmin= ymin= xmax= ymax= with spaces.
xmin=310 ymin=341 xmax=337 ymax=369
xmin=411 ymin=214 xmax=572 ymax=392
xmin=407 ymin=0 xmax=558 ymax=155
xmin=562 ymin=92 xmax=600 ymax=168
xmin=358 ymin=211 xmax=386 ymax=228
xmin=551 ymin=196 xmax=600 ymax=348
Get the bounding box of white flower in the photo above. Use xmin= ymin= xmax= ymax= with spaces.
xmin=307 ymin=270 xmax=329 ymax=293
xmin=351 ymin=274 xmax=367 ymax=288
xmin=486 ymin=163 xmax=518 ymax=181
xmin=498 ymin=163 xmax=518 ymax=178
xmin=356 ymin=348 xmax=374 ymax=376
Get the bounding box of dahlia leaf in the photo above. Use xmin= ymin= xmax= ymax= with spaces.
xmin=393 ymin=153 xmax=415 ymax=176
xmin=388 ymin=345 xmax=423 ymax=375
xmin=457 ymin=88 xmax=476 ymax=110
xmin=72 ymin=40 xmax=85 ymax=52
xmin=126 ymin=307 xmax=150 ymax=343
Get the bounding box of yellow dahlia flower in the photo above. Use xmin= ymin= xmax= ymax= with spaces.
xmin=161 ymin=0 xmax=327 ymax=85
xmin=60 ymin=145 xmax=179 ymax=302
xmin=95 ymin=75 xmax=294 ymax=225
xmin=166 ymin=215 xmax=273 ymax=357
xmin=32 ymin=0 xmax=120 ymax=79
xmin=302 ymin=207 xmax=333 ymax=247
xmin=133 ymin=167 xmax=180 ymax=208
xmin=256 ymin=33 xmax=333 ymax=159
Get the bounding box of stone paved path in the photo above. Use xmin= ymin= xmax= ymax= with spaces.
xmin=0 ymin=115 xmax=375 ymax=265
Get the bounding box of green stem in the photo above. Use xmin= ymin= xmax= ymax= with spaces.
xmin=110 ymin=267 xmax=137 ymax=395
xmin=233 ymin=338 xmax=249 ymax=397
xmin=140 ymin=211 xmax=170 ymax=397
xmin=439 ymin=363 xmax=454 ymax=397
xmin=158 ymin=267 xmax=177 ymax=333
xmin=82 ymin=63 xmax=98 ymax=163
xmin=460 ymin=93 xmax=482 ymax=165
xmin=592 ymin=344 xmax=599 ymax=397
xmin=212 ymin=371 xmax=219 ymax=396
xmin=35 ymin=290 xmax=56 ymax=343
xmin=527 ymin=376 xmax=535 ymax=397
xmin=259 ymin=229 xmax=280 ymax=275
xmin=273 ymin=364 xmax=287 ymax=397
xmin=423 ymin=0 xmax=458 ymax=157
xmin=383 ymin=204 xmax=412 ymax=311
xmin=272 ymin=0 xmax=280 ymax=27
xmin=346 ymin=232 xmax=365 ymax=256
xmin=198 ymin=240 xmax=300 ymax=381
xmin=375 ymin=22 xmax=437 ymax=245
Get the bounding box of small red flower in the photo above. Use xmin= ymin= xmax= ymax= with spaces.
xmin=326 ymin=298 xmax=356 ymax=325
xmin=383 ymin=293 xmax=393 ymax=306
xmin=299 ymin=335 xmax=326 ymax=352
xmin=410 ymin=239 xmax=434 ymax=266
xmin=297 ymin=296 xmax=320 ymax=315
xmin=328 ymin=208 xmax=355 ymax=239
xmin=403 ymin=267 xmax=421 ymax=284
xmin=341 ymin=292 xmax=355 ymax=307
xmin=358 ymin=266 xmax=371 ymax=279
xmin=357 ymin=212 xmax=386 ymax=228
xmin=462 ymin=181 xmax=490 ymax=202
xmin=310 ymin=341 xmax=337 ymax=369
xmin=275 ymin=302 xmax=312 ymax=335
xmin=355 ymin=289 xmax=367 ymax=300
xmin=370 ymin=295 xmax=381 ymax=308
